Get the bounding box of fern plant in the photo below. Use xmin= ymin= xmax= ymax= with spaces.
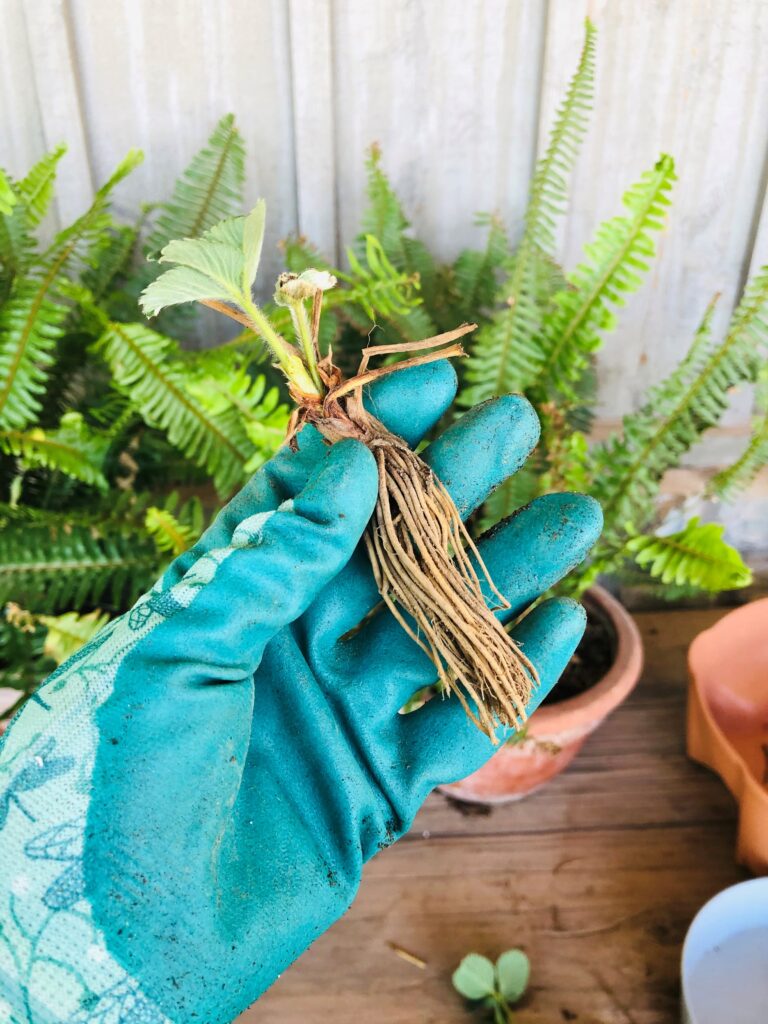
xmin=0 ymin=115 xmax=420 ymax=715
xmin=625 ymin=518 xmax=752 ymax=593
xmin=279 ymin=18 xmax=763 ymax=603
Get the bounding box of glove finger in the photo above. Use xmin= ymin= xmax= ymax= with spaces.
xmin=400 ymin=597 xmax=587 ymax=796
xmin=423 ymin=394 xmax=540 ymax=517
xmin=476 ymin=492 xmax=603 ymax=625
xmin=136 ymin=440 xmax=378 ymax=681
xmin=159 ymin=359 xmax=457 ymax=590
xmin=302 ymin=394 xmax=540 ymax=650
xmin=363 ymin=356 xmax=457 ymax=448
xmin=327 ymin=492 xmax=601 ymax=709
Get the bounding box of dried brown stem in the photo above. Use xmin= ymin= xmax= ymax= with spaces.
xmin=200 ymin=299 xmax=255 ymax=330
xmin=330 ymin=342 xmax=466 ymax=400
xmin=359 ymin=322 xmax=478 ymax=362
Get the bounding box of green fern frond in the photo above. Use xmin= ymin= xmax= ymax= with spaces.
xmin=0 ymin=521 xmax=158 ymax=612
xmin=82 ymin=223 xmax=138 ymax=304
xmin=146 ymin=507 xmax=197 ymax=556
xmin=0 ymin=151 xmax=142 ymax=430
xmin=625 ymin=517 xmax=752 ymax=592
xmin=43 ymin=150 xmax=142 ymax=267
xmin=357 ymin=146 xmax=436 ymax=341
xmin=38 ymin=608 xmax=111 ymax=664
xmin=94 ymin=320 xmax=253 ymax=496
xmin=460 ymin=19 xmax=596 ymax=406
xmin=709 ymin=420 xmax=768 ymax=502
xmin=0 ymin=169 xmax=16 ymax=216
xmin=0 ymin=491 xmax=150 ymax=530
xmin=0 ymin=412 xmax=109 ymax=491
xmin=279 ymin=228 xmax=426 ymax=350
xmin=709 ymin=369 xmax=768 ymax=500
xmin=595 ymin=267 xmax=768 ymax=538
xmin=0 ymin=222 xmax=26 ymax=297
xmin=360 ymin=144 xmax=413 ymax=259
xmin=458 ymin=246 xmax=551 ymax=406
xmin=531 ymin=251 xmax=569 ymax=306
xmin=281 ymin=234 xmax=329 ymax=273
xmin=198 ymin=360 xmax=290 ymax=464
xmin=451 ymin=214 xmax=509 ymax=322
xmin=145 ymin=114 xmax=245 ymax=254
xmin=0 ymin=277 xmax=67 ymax=428
xmin=145 ymin=493 xmax=202 ymax=557
xmin=342 ymin=235 xmax=422 ymax=320
xmin=187 ymin=357 xmax=288 ymax=471
xmin=591 ymin=297 xmax=717 ymax=532
xmin=564 ymin=356 xmax=599 ymax=433
xmin=238 ymin=377 xmax=291 ymax=472
xmin=724 ymin=263 xmax=768 ymax=360
xmin=540 ymin=429 xmax=591 ymax=494
xmin=399 ymin=235 xmax=443 ymax=324
xmin=525 ymin=18 xmax=596 ymax=256
xmin=0 ymin=147 xmax=67 ymax=280
xmin=17 ymin=145 xmax=67 ymax=227
xmin=531 ymin=154 xmax=676 ymax=401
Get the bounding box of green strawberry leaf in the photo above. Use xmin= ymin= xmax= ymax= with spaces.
xmin=452 ymin=953 xmax=496 ymax=1000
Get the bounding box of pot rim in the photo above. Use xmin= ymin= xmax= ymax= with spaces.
xmin=528 ymin=583 xmax=644 ymax=733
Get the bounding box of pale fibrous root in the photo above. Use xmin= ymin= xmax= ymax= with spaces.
xmin=293 ymin=324 xmax=539 ymax=743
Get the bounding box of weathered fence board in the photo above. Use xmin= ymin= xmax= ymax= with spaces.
xmin=23 ymin=0 xmax=94 ymax=225
xmin=67 ymin=0 xmax=298 ymax=289
xmin=288 ymin=0 xmax=337 ymax=261
xmin=330 ymin=0 xmax=546 ymax=261
xmin=0 ymin=3 xmax=51 ymax=204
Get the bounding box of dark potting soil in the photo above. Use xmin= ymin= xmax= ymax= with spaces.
xmin=542 ymin=596 xmax=618 ymax=705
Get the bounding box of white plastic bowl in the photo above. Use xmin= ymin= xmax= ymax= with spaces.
xmin=681 ymin=878 xmax=768 ymax=1023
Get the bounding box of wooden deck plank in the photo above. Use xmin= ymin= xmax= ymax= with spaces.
xmin=240 ymin=607 xmax=747 ymax=1023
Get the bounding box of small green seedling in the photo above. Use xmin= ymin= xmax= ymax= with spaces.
xmin=452 ymin=950 xmax=530 ymax=1023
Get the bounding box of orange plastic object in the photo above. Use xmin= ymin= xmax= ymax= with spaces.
xmin=687 ymin=599 xmax=768 ymax=875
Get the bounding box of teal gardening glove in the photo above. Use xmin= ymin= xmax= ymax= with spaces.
xmin=0 ymin=363 xmax=602 ymax=1024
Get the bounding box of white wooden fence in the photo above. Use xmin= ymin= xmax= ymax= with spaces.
xmin=3 ymin=0 xmax=768 ymax=550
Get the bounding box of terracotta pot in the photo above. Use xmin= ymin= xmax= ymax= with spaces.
xmin=686 ymin=598 xmax=768 ymax=874
xmin=441 ymin=585 xmax=644 ymax=803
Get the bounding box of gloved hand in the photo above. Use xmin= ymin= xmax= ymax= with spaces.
xmin=0 ymin=362 xmax=601 ymax=1024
